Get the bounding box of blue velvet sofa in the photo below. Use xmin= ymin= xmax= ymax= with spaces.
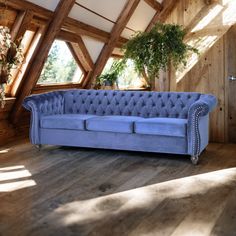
xmin=23 ymin=89 xmax=217 ymax=164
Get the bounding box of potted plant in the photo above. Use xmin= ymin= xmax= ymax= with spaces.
xmin=122 ymin=22 xmax=198 ymax=88
xmin=96 ymin=59 xmax=125 ymax=88
xmin=0 ymin=26 xmax=24 ymax=108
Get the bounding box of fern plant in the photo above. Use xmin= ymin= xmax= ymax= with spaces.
xmin=122 ymin=23 xmax=198 ymax=83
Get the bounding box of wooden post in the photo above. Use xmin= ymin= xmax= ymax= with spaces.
xmin=10 ymin=10 xmax=33 ymax=44
xmin=66 ymin=37 xmax=94 ymax=72
xmin=10 ymin=0 xmax=75 ymax=124
xmin=0 ymin=0 xmax=128 ymax=47
xmin=86 ymin=0 xmax=141 ymax=88
xmin=144 ymin=0 xmax=163 ymax=12
xmin=146 ymin=0 xmax=179 ymax=32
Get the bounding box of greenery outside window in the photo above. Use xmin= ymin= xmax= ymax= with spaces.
xmin=37 ymin=40 xmax=84 ymax=85
xmin=102 ymin=57 xmax=147 ymax=89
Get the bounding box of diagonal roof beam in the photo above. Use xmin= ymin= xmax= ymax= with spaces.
xmin=10 ymin=10 xmax=33 ymax=43
xmin=67 ymin=38 xmax=94 ymax=72
xmin=146 ymin=0 xmax=180 ymax=32
xmin=144 ymin=0 xmax=163 ymax=12
xmin=10 ymin=0 xmax=75 ymax=124
xmin=86 ymin=0 xmax=141 ymax=88
xmin=0 ymin=0 xmax=128 ymax=48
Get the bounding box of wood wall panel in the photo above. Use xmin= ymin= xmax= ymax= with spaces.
xmin=176 ymin=38 xmax=225 ymax=142
xmin=0 ymin=99 xmax=29 ymax=146
xmin=163 ymin=0 xmax=232 ymax=143
xmin=225 ymin=25 xmax=236 ymax=143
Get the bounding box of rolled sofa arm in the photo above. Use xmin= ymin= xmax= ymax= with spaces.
xmin=187 ymin=94 xmax=217 ymax=156
xmin=23 ymin=91 xmax=65 ymax=145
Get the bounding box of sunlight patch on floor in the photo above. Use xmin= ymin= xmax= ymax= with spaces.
xmin=0 ymin=165 xmax=36 ymax=192
xmin=47 ymin=167 xmax=236 ymax=233
xmin=0 ymin=169 xmax=32 ymax=181
xmin=0 ymin=180 xmax=37 ymax=192
xmin=0 ymin=148 xmax=10 ymax=154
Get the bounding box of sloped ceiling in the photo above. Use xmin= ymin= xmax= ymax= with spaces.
xmin=26 ymin=0 xmax=163 ymax=59
xmin=28 ymin=0 xmax=163 ymax=35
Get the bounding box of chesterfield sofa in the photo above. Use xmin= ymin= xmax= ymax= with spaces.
xmin=23 ymin=89 xmax=217 ymax=164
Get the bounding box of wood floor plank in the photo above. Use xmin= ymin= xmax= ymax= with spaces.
xmin=0 ymin=141 xmax=236 ymax=236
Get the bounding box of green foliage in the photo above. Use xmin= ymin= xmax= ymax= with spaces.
xmin=122 ymin=22 xmax=198 ymax=80
xmin=0 ymin=26 xmax=24 ymax=108
xmin=39 ymin=41 xmax=79 ymax=84
xmin=97 ymin=59 xmax=126 ymax=86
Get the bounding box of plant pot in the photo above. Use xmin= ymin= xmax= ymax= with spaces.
xmin=0 ymin=68 xmax=8 ymax=84
xmin=104 ymin=80 xmax=113 ymax=86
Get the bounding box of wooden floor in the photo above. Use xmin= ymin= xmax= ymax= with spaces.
xmin=1 ymin=141 xmax=236 ymax=236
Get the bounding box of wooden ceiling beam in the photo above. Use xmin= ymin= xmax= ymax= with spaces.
xmin=67 ymin=40 xmax=94 ymax=72
xmin=184 ymin=1 xmax=219 ymax=35
xmin=10 ymin=10 xmax=33 ymax=43
xmin=72 ymin=39 xmax=94 ymax=72
xmin=144 ymin=0 xmax=163 ymax=12
xmin=146 ymin=0 xmax=180 ymax=32
xmin=86 ymin=0 xmax=141 ymax=88
xmin=1 ymin=0 xmax=127 ymax=47
xmin=66 ymin=42 xmax=87 ymax=74
xmin=0 ymin=0 xmax=51 ymax=19
xmin=10 ymin=0 xmax=75 ymax=124
xmin=62 ymin=19 xmax=128 ymax=48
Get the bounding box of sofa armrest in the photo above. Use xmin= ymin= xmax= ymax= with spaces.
xmin=187 ymin=94 xmax=217 ymax=156
xmin=23 ymin=91 xmax=65 ymax=144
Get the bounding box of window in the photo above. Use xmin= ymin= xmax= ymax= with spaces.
xmin=103 ymin=57 xmax=147 ymax=89
xmin=37 ymin=40 xmax=84 ymax=85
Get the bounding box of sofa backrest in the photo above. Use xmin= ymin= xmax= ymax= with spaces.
xmin=64 ymin=90 xmax=201 ymax=119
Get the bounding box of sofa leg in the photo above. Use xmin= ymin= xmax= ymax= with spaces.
xmin=191 ymin=155 xmax=199 ymax=165
xmin=35 ymin=144 xmax=42 ymax=150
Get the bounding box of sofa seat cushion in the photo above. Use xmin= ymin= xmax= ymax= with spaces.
xmin=40 ymin=114 xmax=98 ymax=130
xmin=86 ymin=116 xmax=144 ymax=134
xmin=135 ymin=118 xmax=187 ymax=137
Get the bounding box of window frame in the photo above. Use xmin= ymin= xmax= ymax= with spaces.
xmin=35 ymin=39 xmax=86 ymax=88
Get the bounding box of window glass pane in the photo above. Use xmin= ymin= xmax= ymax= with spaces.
xmin=38 ymin=40 xmax=84 ymax=84
xmin=102 ymin=58 xmax=147 ymax=89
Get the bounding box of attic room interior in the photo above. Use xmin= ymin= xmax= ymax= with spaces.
xmin=1 ymin=0 xmax=236 ymax=235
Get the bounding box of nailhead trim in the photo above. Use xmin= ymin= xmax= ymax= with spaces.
xmin=191 ymin=105 xmax=208 ymax=155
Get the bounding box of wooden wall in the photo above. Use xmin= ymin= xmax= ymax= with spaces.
xmin=176 ymin=37 xmax=225 ymax=142
xmin=163 ymin=0 xmax=236 ymax=143
xmin=0 ymin=99 xmax=29 ymax=146
xmin=225 ymin=25 xmax=236 ymax=143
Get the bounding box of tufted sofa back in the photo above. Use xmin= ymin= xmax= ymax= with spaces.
xmin=64 ymin=90 xmax=201 ymax=119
